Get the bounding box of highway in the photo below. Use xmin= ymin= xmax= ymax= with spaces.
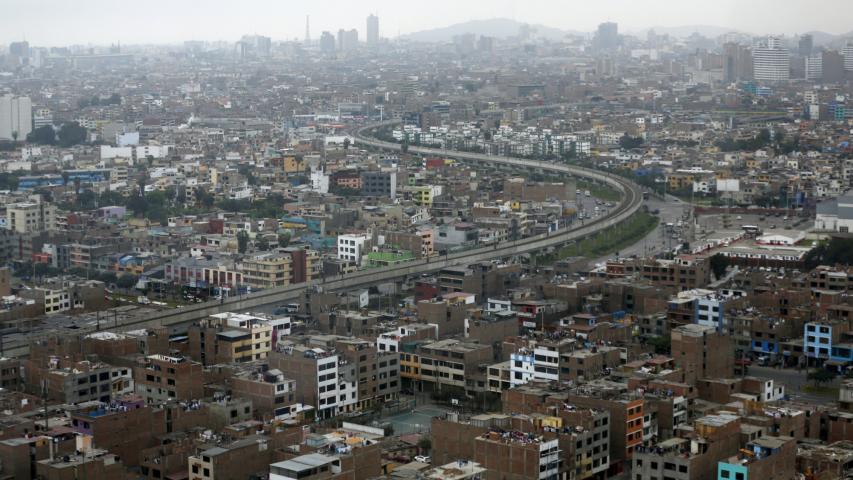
xmin=1 ymin=122 xmax=644 ymax=358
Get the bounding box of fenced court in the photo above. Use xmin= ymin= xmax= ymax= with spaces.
xmin=385 ymin=405 xmax=450 ymax=435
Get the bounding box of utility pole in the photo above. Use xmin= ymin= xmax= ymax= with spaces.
xmin=42 ymin=379 xmax=49 ymax=431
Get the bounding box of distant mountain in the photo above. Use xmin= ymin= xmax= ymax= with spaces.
xmin=631 ymin=25 xmax=742 ymax=39
xmin=803 ymin=30 xmax=837 ymax=46
xmin=400 ymin=18 xmax=582 ymax=42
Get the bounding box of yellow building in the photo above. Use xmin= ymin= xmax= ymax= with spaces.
xmin=240 ymin=253 xmax=293 ymax=289
xmin=305 ymin=250 xmax=322 ymax=283
xmin=283 ymin=156 xmax=307 ymax=174
xmin=410 ymin=185 xmax=440 ymax=207
xmin=400 ymin=352 xmax=422 ymax=382
xmin=667 ymin=174 xmax=694 ymax=190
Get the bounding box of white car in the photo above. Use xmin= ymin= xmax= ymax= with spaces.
xmin=415 ymin=455 xmax=431 ymax=463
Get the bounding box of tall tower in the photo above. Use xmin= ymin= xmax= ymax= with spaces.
xmin=304 ymin=15 xmax=310 ymax=46
xmin=367 ymin=14 xmax=379 ymax=47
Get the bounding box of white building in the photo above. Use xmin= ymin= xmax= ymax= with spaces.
xmin=116 ymin=131 xmax=139 ymax=147
xmin=337 ymin=234 xmax=368 ymax=264
xmin=805 ymin=54 xmax=823 ymax=81
xmin=310 ymin=169 xmax=329 ymax=193
xmin=844 ymin=43 xmax=853 ymax=72
xmin=5 ymin=199 xmax=57 ymax=233
xmin=100 ymin=144 xmax=171 ymax=163
xmin=32 ymin=108 xmax=52 ymax=129
xmin=815 ymin=195 xmax=853 ymax=232
xmin=20 ymin=146 xmax=41 ymax=160
xmin=0 ymin=95 xmax=32 ymax=141
xmin=485 ymin=298 xmax=512 ymax=313
xmin=509 ymin=344 xmax=560 ymax=386
xmin=753 ymin=37 xmax=790 ymax=82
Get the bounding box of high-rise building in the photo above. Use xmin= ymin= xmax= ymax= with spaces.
xmin=319 ymin=31 xmax=336 ymax=53
xmin=822 ymin=50 xmax=845 ymax=83
xmin=595 ymin=22 xmax=619 ymax=50
xmin=0 ymin=95 xmax=32 ymax=141
xmin=337 ymin=28 xmax=358 ymax=51
xmin=806 ymin=53 xmax=823 ymax=81
xmin=723 ymin=42 xmax=753 ymax=82
xmin=8 ymin=41 xmax=29 ymax=58
xmin=844 ymin=43 xmax=853 ymax=71
xmin=752 ymin=36 xmax=790 ymax=82
xmin=304 ymin=15 xmax=310 ymax=46
xmin=799 ymin=34 xmax=814 ymax=56
xmin=366 ymin=14 xmax=379 ymax=46
xmin=239 ymin=35 xmax=271 ymax=57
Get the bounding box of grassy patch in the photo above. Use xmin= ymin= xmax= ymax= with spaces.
xmin=537 ymin=212 xmax=659 ymax=263
xmin=802 ymin=385 xmax=839 ymax=396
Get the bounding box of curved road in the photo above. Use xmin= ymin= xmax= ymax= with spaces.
xmin=2 ymin=123 xmax=644 ymax=357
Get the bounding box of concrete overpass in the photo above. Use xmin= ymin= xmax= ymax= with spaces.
xmin=1 ymin=123 xmax=644 ymax=357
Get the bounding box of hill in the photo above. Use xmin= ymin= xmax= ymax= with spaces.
xmin=400 ymin=18 xmax=580 ymax=42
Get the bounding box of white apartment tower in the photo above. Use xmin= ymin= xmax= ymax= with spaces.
xmin=844 ymin=43 xmax=853 ymax=71
xmin=367 ymin=14 xmax=379 ymax=46
xmin=0 ymin=95 xmax=32 ymax=141
xmin=752 ymin=36 xmax=790 ymax=82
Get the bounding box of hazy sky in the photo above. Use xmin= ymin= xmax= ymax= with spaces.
xmin=2 ymin=0 xmax=852 ymax=46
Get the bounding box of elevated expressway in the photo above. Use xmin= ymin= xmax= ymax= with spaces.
xmin=1 ymin=123 xmax=644 ymax=357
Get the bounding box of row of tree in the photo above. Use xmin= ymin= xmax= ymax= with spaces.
xmin=26 ymin=122 xmax=88 ymax=147
xmin=77 ymin=94 xmax=121 ymax=108
xmin=13 ymin=262 xmax=138 ymax=288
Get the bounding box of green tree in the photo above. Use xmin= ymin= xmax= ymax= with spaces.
xmin=709 ymin=254 xmax=729 ymax=279
xmin=98 ymin=271 xmax=118 ymax=285
xmin=278 ymin=232 xmax=291 ymax=248
xmin=238 ymin=164 xmax=258 ymax=186
xmin=127 ymin=193 xmax=148 ymax=216
xmin=417 ymin=438 xmax=432 ymax=453
xmin=33 ymin=262 xmax=52 ymax=277
xmin=27 ymin=125 xmax=57 ymax=145
xmin=0 ymin=173 xmax=19 ymax=191
xmin=808 ymin=369 xmax=836 ymax=386
xmin=137 ymin=175 xmax=147 ymax=197
xmin=98 ymin=190 xmax=125 ymax=207
xmin=76 ymin=190 xmax=97 ymax=210
xmin=116 ymin=274 xmax=138 ymax=290
xmin=257 ymin=237 xmax=270 ymax=251
xmin=343 ymin=137 xmax=350 ymax=150
xmin=648 ymin=336 xmax=671 ymax=355
xmin=619 ymin=134 xmax=644 ymax=149
xmin=237 ymin=231 xmax=250 ymax=254
xmin=57 ymin=122 xmax=87 ymax=147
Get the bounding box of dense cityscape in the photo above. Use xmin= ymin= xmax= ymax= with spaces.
xmin=2 ymin=3 xmax=853 ymax=479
